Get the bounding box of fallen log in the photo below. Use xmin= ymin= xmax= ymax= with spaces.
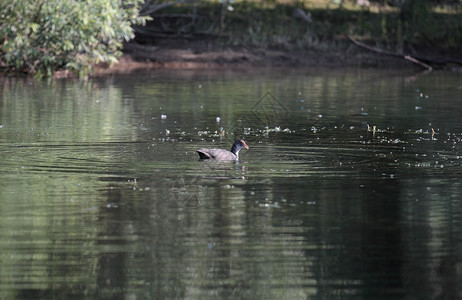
xmin=347 ymin=35 xmax=433 ymax=70
xmin=348 ymin=35 xmax=462 ymax=71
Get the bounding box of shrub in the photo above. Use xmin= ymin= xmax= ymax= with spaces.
xmin=0 ymin=0 xmax=149 ymax=77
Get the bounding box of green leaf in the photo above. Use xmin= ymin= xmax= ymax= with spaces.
xmin=63 ymin=40 xmax=74 ymax=51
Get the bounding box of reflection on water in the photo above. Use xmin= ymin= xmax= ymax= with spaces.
xmin=1 ymin=69 xmax=462 ymax=299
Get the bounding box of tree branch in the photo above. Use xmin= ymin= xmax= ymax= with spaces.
xmin=404 ymin=55 xmax=432 ymax=71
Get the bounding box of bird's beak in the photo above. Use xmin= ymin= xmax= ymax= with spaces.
xmin=242 ymin=141 xmax=249 ymax=149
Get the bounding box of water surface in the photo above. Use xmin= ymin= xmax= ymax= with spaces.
xmin=1 ymin=69 xmax=462 ymax=299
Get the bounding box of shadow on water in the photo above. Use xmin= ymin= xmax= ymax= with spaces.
xmin=1 ymin=69 xmax=462 ymax=299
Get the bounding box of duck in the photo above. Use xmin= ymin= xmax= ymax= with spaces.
xmin=197 ymin=140 xmax=249 ymax=161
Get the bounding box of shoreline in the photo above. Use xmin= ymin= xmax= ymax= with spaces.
xmin=89 ymin=40 xmax=423 ymax=77
xmin=5 ymin=40 xmax=458 ymax=79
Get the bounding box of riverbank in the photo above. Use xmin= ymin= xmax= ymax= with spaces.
xmin=89 ymin=38 xmax=462 ymax=78
xmin=90 ymin=0 xmax=462 ymax=77
xmin=89 ymin=39 xmax=418 ymax=77
xmin=4 ymin=1 xmax=461 ymax=79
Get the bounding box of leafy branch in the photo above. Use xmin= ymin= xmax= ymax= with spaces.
xmin=0 ymin=0 xmax=150 ymax=77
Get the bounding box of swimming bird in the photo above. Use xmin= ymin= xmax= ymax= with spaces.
xmin=196 ymin=140 xmax=249 ymax=161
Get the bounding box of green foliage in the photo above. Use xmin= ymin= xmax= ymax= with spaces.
xmin=0 ymin=0 xmax=149 ymax=77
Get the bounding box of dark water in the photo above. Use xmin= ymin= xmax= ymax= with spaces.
xmin=1 ymin=69 xmax=462 ymax=299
